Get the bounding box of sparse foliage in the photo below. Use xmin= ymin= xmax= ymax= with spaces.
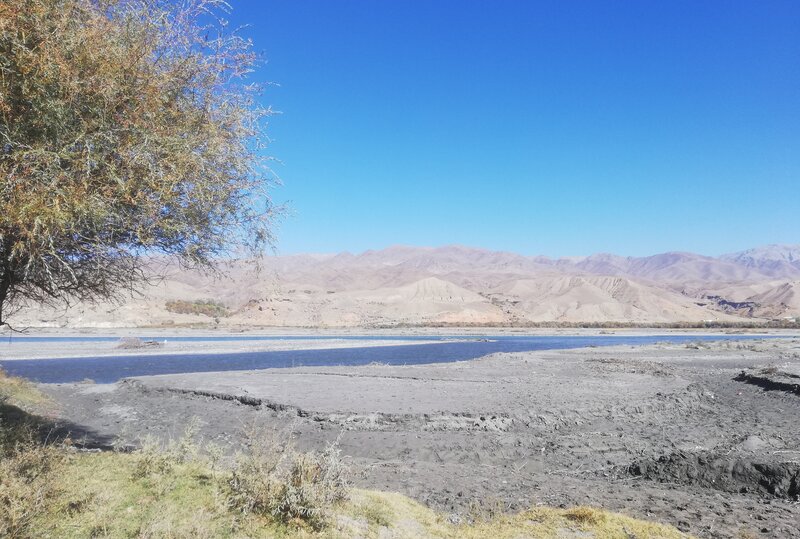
xmin=227 ymin=428 xmax=349 ymax=530
xmin=0 ymin=0 xmax=278 ymax=326
xmin=165 ymin=298 xmax=229 ymax=318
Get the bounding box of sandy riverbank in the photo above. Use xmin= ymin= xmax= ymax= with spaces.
xmin=1 ymin=326 xmax=795 ymax=361
xmin=28 ymin=338 xmax=800 ymax=538
xmin=0 ymin=336 xmax=461 ymax=361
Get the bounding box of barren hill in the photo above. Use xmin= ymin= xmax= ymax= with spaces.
xmin=720 ymin=244 xmax=800 ymax=279
xmin=12 ymin=244 xmax=800 ymax=328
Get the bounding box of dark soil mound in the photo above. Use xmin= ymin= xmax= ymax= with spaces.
xmin=628 ymin=451 xmax=800 ymax=499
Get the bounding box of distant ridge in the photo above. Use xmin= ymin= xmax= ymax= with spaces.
xmin=720 ymin=244 xmax=800 ymax=278
xmin=14 ymin=244 xmax=800 ymax=328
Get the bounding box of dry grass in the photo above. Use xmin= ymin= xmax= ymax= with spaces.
xmin=0 ymin=368 xmax=50 ymax=410
xmin=343 ymin=490 xmax=695 ymax=538
xmin=0 ymin=434 xmax=65 ymax=538
xmin=564 ymin=505 xmax=608 ymax=525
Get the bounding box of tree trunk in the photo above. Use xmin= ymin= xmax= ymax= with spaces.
xmin=0 ymin=246 xmax=14 ymax=327
xmin=0 ymin=266 xmax=11 ymax=327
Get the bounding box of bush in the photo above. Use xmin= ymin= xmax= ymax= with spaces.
xmin=227 ymin=429 xmax=348 ymax=530
xmin=132 ymin=420 xmax=201 ymax=479
xmin=165 ymin=299 xmax=230 ymax=318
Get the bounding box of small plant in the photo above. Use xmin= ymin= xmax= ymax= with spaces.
xmin=132 ymin=436 xmax=176 ymax=479
xmin=467 ymin=497 xmax=509 ymax=524
xmin=172 ymin=418 xmax=202 ymax=464
xmin=206 ymin=443 xmax=225 ymax=480
xmin=132 ymin=419 xmax=202 ymax=479
xmin=227 ymin=428 xmax=349 ymax=530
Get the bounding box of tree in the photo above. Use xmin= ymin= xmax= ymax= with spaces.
xmin=0 ymin=0 xmax=278 ymax=327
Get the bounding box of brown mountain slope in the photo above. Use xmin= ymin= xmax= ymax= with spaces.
xmin=486 ymin=275 xmax=741 ymax=323
xmin=11 ymin=244 xmax=800 ymax=327
xmin=748 ymin=281 xmax=800 ymax=318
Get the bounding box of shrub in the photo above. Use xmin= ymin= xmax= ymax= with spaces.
xmin=227 ymin=429 xmax=348 ymax=530
xmin=132 ymin=420 xmax=201 ymax=479
xmin=132 ymin=436 xmax=177 ymax=479
xmin=165 ymin=299 xmax=230 ymax=318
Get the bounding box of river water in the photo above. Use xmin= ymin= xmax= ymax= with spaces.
xmin=0 ymin=334 xmax=776 ymax=384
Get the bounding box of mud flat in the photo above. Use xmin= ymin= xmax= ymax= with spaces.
xmin=39 ymin=337 xmax=800 ymax=538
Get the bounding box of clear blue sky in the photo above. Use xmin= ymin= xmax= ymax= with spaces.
xmin=226 ymin=1 xmax=799 ymax=257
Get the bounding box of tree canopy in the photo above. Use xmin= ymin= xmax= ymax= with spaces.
xmin=0 ymin=0 xmax=277 ymax=326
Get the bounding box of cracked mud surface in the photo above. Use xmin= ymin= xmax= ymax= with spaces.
xmin=40 ymin=338 xmax=800 ymax=538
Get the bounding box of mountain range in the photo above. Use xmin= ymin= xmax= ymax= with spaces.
xmin=14 ymin=244 xmax=800 ymax=328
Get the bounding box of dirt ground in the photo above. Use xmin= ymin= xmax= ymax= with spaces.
xmin=39 ymin=338 xmax=800 ymax=539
